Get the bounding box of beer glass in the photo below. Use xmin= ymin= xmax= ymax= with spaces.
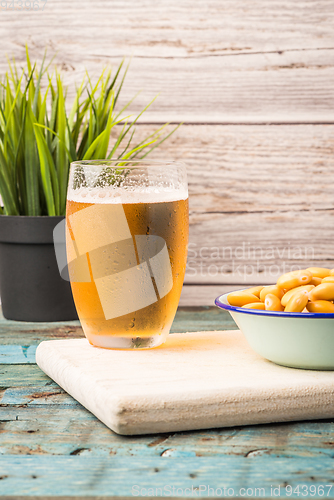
xmin=66 ymin=160 xmax=188 ymax=349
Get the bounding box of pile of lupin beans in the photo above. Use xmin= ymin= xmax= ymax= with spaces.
xmin=227 ymin=268 xmax=334 ymax=313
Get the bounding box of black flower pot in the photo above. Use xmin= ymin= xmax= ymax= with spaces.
xmin=0 ymin=215 xmax=78 ymax=322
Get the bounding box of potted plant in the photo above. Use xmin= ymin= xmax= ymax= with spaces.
xmin=0 ymin=48 xmax=179 ymax=321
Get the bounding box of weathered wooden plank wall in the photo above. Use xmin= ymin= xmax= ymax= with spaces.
xmin=1 ymin=0 xmax=334 ymax=304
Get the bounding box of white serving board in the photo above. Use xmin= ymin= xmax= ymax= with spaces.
xmin=36 ymin=331 xmax=334 ymax=435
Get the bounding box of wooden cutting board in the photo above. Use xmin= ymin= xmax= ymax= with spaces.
xmin=36 ymin=330 xmax=334 ymax=435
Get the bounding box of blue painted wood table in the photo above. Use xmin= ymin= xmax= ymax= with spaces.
xmin=1 ymin=306 xmax=334 ymax=499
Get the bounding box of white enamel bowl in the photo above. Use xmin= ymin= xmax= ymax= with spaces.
xmin=215 ymin=291 xmax=334 ymax=370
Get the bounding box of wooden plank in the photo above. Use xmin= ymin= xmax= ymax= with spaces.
xmin=112 ymin=50 xmax=334 ymax=122
xmin=1 ymin=385 xmax=75 ymax=407
xmin=0 ymin=455 xmax=334 ymax=497
xmin=0 ymin=309 xmax=236 ymax=362
xmin=136 ymin=123 xmax=334 ymax=283
xmin=0 ymin=497 xmax=129 ymax=500
xmin=171 ymin=305 xmax=236 ymax=331
xmin=0 ymin=322 xmax=83 ymax=345
xmin=145 ymin=124 xmax=334 ymax=213
xmin=0 ymin=50 xmax=332 ymax=124
xmin=185 ymin=210 xmax=334 ymax=284
xmin=1 ymin=1 xmax=334 ymax=122
xmin=180 ymin=285 xmax=245 ymax=306
xmin=0 ymin=320 xmax=81 ymax=336
xmin=0 ymin=312 xmax=333 ymax=493
xmin=0 ymin=308 xmax=236 ymax=348
xmin=0 ymin=498 xmax=120 ymax=500
xmin=1 ymin=405 xmax=334 ymax=459
xmin=0 ymin=345 xmax=36 ymax=364
xmin=0 ymin=364 xmax=53 ymax=386
xmin=2 ymin=0 xmax=334 ymax=58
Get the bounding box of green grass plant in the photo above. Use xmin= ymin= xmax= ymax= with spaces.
xmin=0 ymin=47 xmax=180 ymax=216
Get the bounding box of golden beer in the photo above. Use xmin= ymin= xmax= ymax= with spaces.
xmin=66 ymin=164 xmax=188 ymax=349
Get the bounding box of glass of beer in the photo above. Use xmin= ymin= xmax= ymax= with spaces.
xmin=66 ymin=160 xmax=188 ymax=349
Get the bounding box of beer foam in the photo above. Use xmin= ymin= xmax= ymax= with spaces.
xmin=67 ymin=186 xmax=188 ymax=204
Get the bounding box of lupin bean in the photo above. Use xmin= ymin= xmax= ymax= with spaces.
xmin=284 ymin=290 xmax=309 ymax=313
xmin=247 ymin=286 xmax=264 ymax=298
xmin=265 ymin=294 xmax=284 ymax=312
xmin=321 ymin=276 xmax=334 ymax=284
xmin=281 ymin=285 xmax=314 ymax=307
xmin=307 ymin=300 xmax=334 ymax=313
xmin=277 ymin=270 xmax=312 ymax=290
xmin=241 ymin=302 xmax=265 ymax=310
xmin=260 ymin=285 xmax=284 ymax=302
xmin=309 ymin=283 xmax=334 ymax=302
xmin=310 ymin=276 xmax=322 ymax=286
xmin=306 ymin=267 xmax=331 ymax=279
xmin=227 ymin=292 xmax=261 ymax=307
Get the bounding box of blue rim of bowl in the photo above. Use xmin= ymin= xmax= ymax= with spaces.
xmin=215 ymin=291 xmax=334 ymax=318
